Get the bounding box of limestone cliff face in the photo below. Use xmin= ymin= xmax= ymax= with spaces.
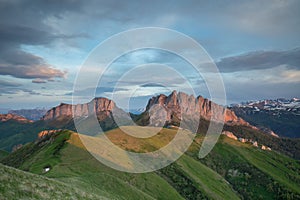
xmin=42 ymin=92 xmax=248 ymax=128
xmin=146 ymin=91 xmax=248 ymax=126
xmin=0 ymin=113 xmax=33 ymax=123
xmin=42 ymin=98 xmax=116 ymax=120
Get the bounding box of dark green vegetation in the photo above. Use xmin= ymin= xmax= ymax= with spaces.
xmin=223 ymin=124 xmax=300 ymax=160
xmin=231 ymin=107 xmax=300 ymax=138
xmin=0 ymin=113 xmax=119 ymax=152
xmin=1 ymin=128 xmax=300 ymax=199
xmin=189 ymin=136 xmax=300 ymax=200
xmin=133 ymin=110 xmax=300 ymax=160
xmin=0 ymin=149 xmax=8 ymax=160
xmin=0 ymin=119 xmax=63 ymax=152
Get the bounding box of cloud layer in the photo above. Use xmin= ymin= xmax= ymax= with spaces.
xmin=216 ymin=48 xmax=300 ymax=73
xmin=0 ymin=0 xmax=87 ymax=82
xmin=1 ymin=0 xmax=300 ymax=108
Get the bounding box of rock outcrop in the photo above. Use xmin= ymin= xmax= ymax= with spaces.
xmin=38 ymin=129 xmax=62 ymax=139
xmin=221 ymin=131 xmax=238 ymax=140
xmin=146 ymin=91 xmax=248 ymax=126
xmin=0 ymin=113 xmax=33 ymax=123
xmin=42 ymin=97 xmax=116 ymax=120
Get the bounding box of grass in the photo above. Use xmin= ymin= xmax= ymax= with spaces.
xmin=176 ymin=154 xmax=240 ymax=200
xmin=103 ymin=126 xmax=178 ymax=152
xmin=3 ymin=129 xmax=183 ymax=200
xmin=222 ymin=137 xmax=300 ymax=193
xmin=2 ymin=127 xmax=300 ymax=199
xmin=199 ymin=136 xmax=300 ymax=199
xmin=0 ymin=163 xmax=108 ymax=200
xmin=49 ymin=132 xmax=184 ymax=200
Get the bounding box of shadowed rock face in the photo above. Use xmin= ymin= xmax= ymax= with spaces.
xmin=146 ymin=91 xmax=248 ymax=126
xmin=42 ymin=98 xmax=116 ymax=120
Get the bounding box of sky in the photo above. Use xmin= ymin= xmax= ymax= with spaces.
xmin=0 ymin=0 xmax=300 ymax=110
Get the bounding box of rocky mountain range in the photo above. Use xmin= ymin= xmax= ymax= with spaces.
xmin=231 ymin=98 xmax=300 ymax=138
xmin=145 ymin=91 xmax=248 ymax=127
xmin=42 ymin=91 xmax=249 ymax=130
xmin=231 ymin=98 xmax=300 ymax=114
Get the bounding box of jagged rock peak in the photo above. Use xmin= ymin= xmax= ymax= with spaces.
xmin=146 ymin=91 xmax=248 ymax=125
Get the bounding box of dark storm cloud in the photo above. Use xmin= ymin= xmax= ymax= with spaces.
xmin=0 ymin=0 xmax=86 ymax=80
xmin=216 ymin=48 xmax=300 ymax=73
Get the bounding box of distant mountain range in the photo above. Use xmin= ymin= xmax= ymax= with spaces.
xmin=231 ymin=98 xmax=300 ymax=138
xmin=8 ymin=108 xmax=48 ymax=121
xmin=231 ymin=98 xmax=300 ymax=113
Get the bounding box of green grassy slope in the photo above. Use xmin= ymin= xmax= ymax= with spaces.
xmin=0 ymin=163 xmax=108 ymax=200
xmin=2 ymin=130 xmax=183 ymax=200
xmin=2 ymin=128 xmax=300 ymax=199
xmin=223 ymin=124 xmax=300 ymax=160
xmin=196 ymin=136 xmax=300 ymax=199
xmin=224 ymin=138 xmax=300 ymax=193
xmin=176 ymin=155 xmax=239 ymax=200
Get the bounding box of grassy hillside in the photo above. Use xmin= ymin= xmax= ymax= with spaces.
xmin=192 ymin=136 xmax=300 ymax=199
xmin=223 ymin=124 xmax=300 ymax=160
xmin=2 ymin=127 xmax=300 ymax=199
xmin=0 ymin=163 xmax=108 ymax=199
xmin=1 ymin=114 xmax=300 ymax=163
xmin=1 ymin=130 xmax=184 ymax=200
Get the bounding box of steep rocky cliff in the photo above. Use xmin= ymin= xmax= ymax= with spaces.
xmin=146 ymin=91 xmax=248 ymax=126
xmin=42 ymin=98 xmax=116 ymax=120
xmin=42 ymin=92 xmax=249 ymax=129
